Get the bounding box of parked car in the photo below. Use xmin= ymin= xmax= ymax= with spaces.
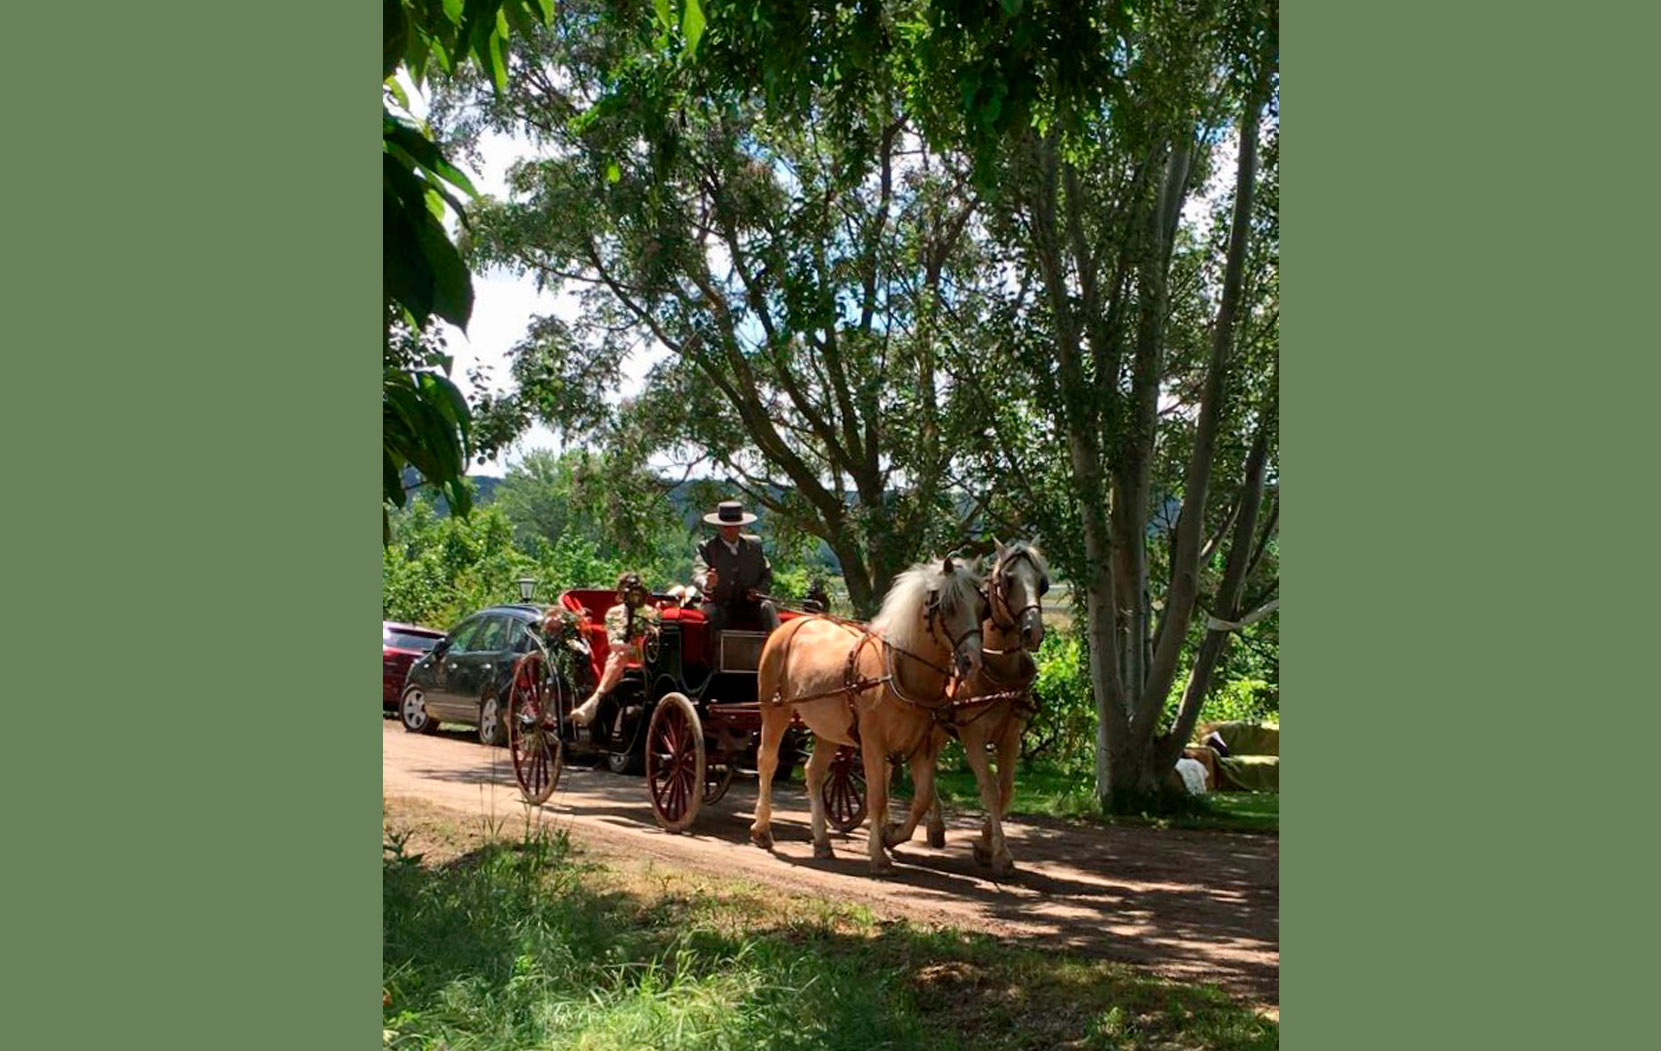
xmin=398 ymin=604 xmax=546 ymax=746
xmin=383 ymin=622 xmax=447 ymax=710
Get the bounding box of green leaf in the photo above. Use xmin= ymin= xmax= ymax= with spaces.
xmin=606 ymin=160 xmax=621 ymax=183
xmin=384 ymin=110 xmax=479 ymax=197
xmin=654 ymin=0 xmax=671 ymax=29
xmin=383 ymin=0 xmax=409 ymax=79
xmin=488 ymin=29 xmax=508 ymax=90
xmin=383 ymin=75 xmax=410 ymax=111
xmin=682 ymin=0 xmax=705 ymax=56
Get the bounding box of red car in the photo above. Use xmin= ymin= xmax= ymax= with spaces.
xmin=383 ymin=621 xmax=447 ymax=710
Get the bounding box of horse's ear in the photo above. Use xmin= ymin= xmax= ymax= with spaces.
xmin=942 ymin=556 xmax=956 ymax=574
xmin=993 ymin=537 xmax=1006 ymax=556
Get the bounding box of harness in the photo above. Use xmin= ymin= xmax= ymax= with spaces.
xmin=763 ymin=584 xmax=1025 ymax=757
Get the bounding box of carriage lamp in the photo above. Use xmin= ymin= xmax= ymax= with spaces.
xmin=516 ymin=576 xmax=538 ymax=602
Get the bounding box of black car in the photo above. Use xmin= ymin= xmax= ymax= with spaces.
xmin=398 ymin=604 xmax=547 ymax=746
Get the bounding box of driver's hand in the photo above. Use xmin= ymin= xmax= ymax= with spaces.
xmin=706 ymin=569 xmax=719 ymax=591
xmin=745 ymin=588 xmax=760 ymax=602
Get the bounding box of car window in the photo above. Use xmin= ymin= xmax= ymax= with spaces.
xmin=505 ymin=618 xmax=532 ymax=653
xmin=446 ymin=617 xmax=483 ymax=652
xmin=472 ymin=615 xmax=509 ymax=653
xmin=385 ymin=629 xmax=443 ymax=652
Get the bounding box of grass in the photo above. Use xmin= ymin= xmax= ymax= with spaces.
xmin=924 ymin=763 xmax=1279 ymax=835
xmin=383 ymin=800 xmax=1277 ymax=1050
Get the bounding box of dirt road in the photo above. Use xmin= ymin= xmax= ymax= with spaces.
xmin=383 ymin=720 xmax=1279 ymax=1010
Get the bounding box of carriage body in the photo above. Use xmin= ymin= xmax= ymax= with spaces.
xmin=507 ymin=587 xmax=864 ymax=833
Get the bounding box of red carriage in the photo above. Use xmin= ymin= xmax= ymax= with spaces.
xmin=505 ymin=588 xmax=868 ymax=834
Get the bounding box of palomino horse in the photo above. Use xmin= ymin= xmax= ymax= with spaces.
xmin=751 ymin=558 xmax=988 ymax=875
xmin=915 ymin=539 xmax=1050 ymax=875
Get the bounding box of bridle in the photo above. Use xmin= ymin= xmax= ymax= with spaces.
xmin=983 ymin=546 xmax=1048 ymax=637
xmin=921 ymin=581 xmax=988 ymax=671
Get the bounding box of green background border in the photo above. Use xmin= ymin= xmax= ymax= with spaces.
xmin=8 ymin=2 xmax=380 ymax=1046
xmin=1290 ymin=3 xmax=1654 ymax=1047
xmin=7 ymin=1 xmax=1655 ymax=1046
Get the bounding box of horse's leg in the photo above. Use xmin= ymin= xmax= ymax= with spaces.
xmin=926 ymin=728 xmax=948 ymax=848
xmin=991 ymin=716 xmax=1023 ymax=871
xmin=961 ymin=719 xmax=1013 ymax=876
xmin=885 ymin=743 xmax=939 ymax=851
xmin=862 ymin=740 xmax=894 ymax=874
xmin=749 ymin=706 xmax=785 ymax=850
xmin=803 ymin=733 xmax=836 ymax=859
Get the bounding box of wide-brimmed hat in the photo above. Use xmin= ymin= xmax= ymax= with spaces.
xmin=703 ymin=500 xmax=758 ymax=526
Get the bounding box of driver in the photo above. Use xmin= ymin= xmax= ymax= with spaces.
xmin=569 ymin=571 xmax=658 ymax=728
xmin=692 ymin=500 xmax=780 ymax=638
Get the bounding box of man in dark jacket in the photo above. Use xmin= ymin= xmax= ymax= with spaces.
xmin=693 ymin=501 xmax=780 ymax=639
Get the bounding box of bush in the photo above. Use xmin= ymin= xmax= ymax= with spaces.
xmin=1022 ymin=629 xmax=1097 ymax=778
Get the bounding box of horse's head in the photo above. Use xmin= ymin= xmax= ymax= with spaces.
xmin=987 ymin=539 xmax=1049 ymax=651
xmin=924 ymin=556 xmax=987 ymax=679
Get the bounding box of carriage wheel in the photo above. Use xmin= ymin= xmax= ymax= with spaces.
xmin=507 ymin=653 xmax=565 ymax=805
xmin=703 ymin=760 xmax=736 ymax=806
xmin=646 ymin=692 xmax=705 ymax=833
xmin=823 ymin=744 xmax=868 ymax=833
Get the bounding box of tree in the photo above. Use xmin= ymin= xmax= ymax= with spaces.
xmin=438 ymin=2 xmax=997 ymax=614
xmin=962 ymin=0 xmax=1278 ymax=804
xmin=416 ymin=0 xmax=1280 ymax=806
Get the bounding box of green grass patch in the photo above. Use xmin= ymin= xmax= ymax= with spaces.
xmin=383 ymin=807 xmax=1276 ymax=1050
xmin=924 ymin=763 xmax=1279 ymax=835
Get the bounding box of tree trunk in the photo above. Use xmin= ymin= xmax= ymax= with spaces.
xmin=1159 ymin=417 xmax=1273 ymax=769
xmin=1133 ymin=68 xmax=1270 ymax=747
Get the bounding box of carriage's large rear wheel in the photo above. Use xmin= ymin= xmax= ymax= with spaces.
xmin=507 ymin=653 xmax=565 ymax=805
xmin=823 ymin=744 xmax=868 ymax=833
xmin=646 ymin=692 xmax=704 ymax=833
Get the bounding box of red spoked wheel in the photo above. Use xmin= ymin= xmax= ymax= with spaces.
xmin=507 ymin=652 xmax=565 ymax=805
xmin=646 ymin=692 xmax=704 ymax=833
xmin=703 ymin=760 xmax=736 ymax=806
xmin=823 ymin=744 xmax=868 ymax=833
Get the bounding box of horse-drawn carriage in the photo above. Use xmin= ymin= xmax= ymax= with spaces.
xmin=504 ymin=589 xmax=869 ymax=834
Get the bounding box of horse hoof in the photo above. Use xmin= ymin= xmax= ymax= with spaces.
xmin=926 ymin=827 xmax=946 ymax=849
xmin=992 ymin=854 xmax=1016 ymax=877
xmin=882 ymin=823 xmax=907 ymax=849
xmin=971 ymin=841 xmax=992 ymax=867
xmin=813 ymin=841 xmax=834 ymax=860
xmin=870 ymin=858 xmax=895 ymax=876
xmin=751 ymin=828 xmax=774 ymax=850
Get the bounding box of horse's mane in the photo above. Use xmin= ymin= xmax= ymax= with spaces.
xmin=870 ymin=560 xmax=984 ymax=655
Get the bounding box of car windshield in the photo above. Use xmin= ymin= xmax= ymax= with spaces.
xmin=384 ymin=629 xmax=443 ymax=652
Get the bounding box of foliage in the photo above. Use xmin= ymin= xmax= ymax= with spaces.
xmin=433 ymin=1 xmax=1005 ymax=614
xmin=383 ymin=494 xmax=626 ymax=630
xmin=1021 ymin=630 xmax=1097 ymax=777
xmin=383 ymin=0 xmax=559 ymax=539
xmin=383 ymin=807 xmax=1278 ymax=1049
xmin=407 ymin=0 xmax=1279 ymax=802
xmin=384 ymin=311 xmax=475 ymax=537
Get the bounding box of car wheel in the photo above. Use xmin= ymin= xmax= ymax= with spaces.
xmin=401 ymin=687 xmax=439 ymax=734
xmin=479 ymin=695 xmax=507 ymax=747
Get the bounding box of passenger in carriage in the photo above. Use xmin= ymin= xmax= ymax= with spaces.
xmin=693 ymin=500 xmax=780 ymax=639
xmin=568 ymin=571 xmax=658 ymax=728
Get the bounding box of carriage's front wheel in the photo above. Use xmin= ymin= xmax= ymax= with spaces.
xmin=507 ymin=653 xmax=564 ymax=805
xmin=703 ymin=760 xmax=736 ymax=806
xmin=646 ymin=692 xmax=704 ymax=833
xmin=823 ymin=744 xmax=869 ymax=833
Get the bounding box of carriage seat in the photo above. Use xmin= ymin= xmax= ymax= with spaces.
xmin=558 ymin=589 xmax=646 ymax=681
